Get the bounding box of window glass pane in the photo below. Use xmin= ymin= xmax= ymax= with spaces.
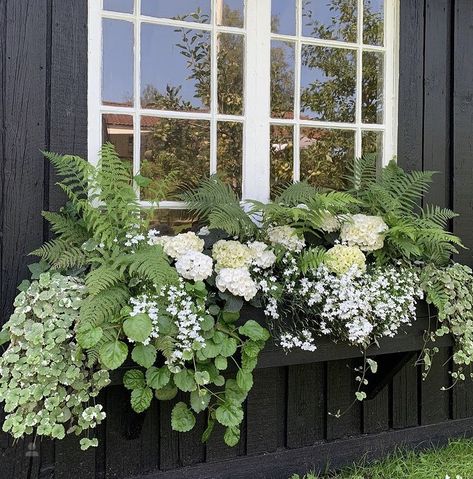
xmin=300 ymin=128 xmax=354 ymax=189
xmin=270 ymin=125 xmax=294 ymax=198
xmin=140 ymin=117 xmax=210 ymax=200
xmin=103 ymin=0 xmax=134 ymax=14
xmin=141 ymin=0 xmax=211 ymax=23
xmin=149 ymin=209 xmax=196 ymax=236
xmin=362 ymin=51 xmax=384 ymax=124
xmin=218 ymin=33 xmax=244 ymax=115
xmin=300 ymin=45 xmax=356 ymax=122
xmin=217 ymin=122 xmax=243 ymax=197
xmin=102 ymin=19 xmax=134 ymax=107
xmin=271 ymin=0 xmax=296 ymax=36
xmin=271 ymin=40 xmax=295 ymax=119
xmin=141 ymin=24 xmax=210 ymax=112
xmin=217 ymin=0 xmax=245 ymax=28
xmin=302 ymin=0 xmax=357 ymax=43
xmin=364 ymin=0 xmax=384 ymax=46
xmin=102 ymin=114 xmax=134 ymax=169
xmin=362 ymin=130 xmax=383 ymax=158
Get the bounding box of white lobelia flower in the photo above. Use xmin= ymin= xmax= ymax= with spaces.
xmin=267 ymin=225 xmax=305 ymax=252
xmin=340 ymin=214 xmax=389 ymax=252
xmin=247 ymin=241 xmax=277 ymax=269
xmin=175 ymin=251 xmax=213 ymax=282
xmin=215 ymin=267 xmax=258 ymax=301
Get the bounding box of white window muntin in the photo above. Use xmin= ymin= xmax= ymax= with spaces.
xmin=88 ymin=0 xmax=399 ymax=206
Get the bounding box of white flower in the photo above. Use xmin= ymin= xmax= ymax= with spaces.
xmin=267 ymin=225 xmax=305 ymax=252
xmin=215 ymin=267 xmax=258 ymax=301
xmin=319 ymin=210 xmax=340 ymax=233
xmin=175 ymin=251 xmax=213 ymax=282
xmin=324 ymin=244 xmax=366 ymax=276
xmin=212 ymin=240 xmax=252 ymax=269
xmin=340 ymin=214 xmax=388 ymax=252
xmin=247 ymin=241 xmax=276 ymax=269
xmin=159 ymin=232 xmax=205 ymax=259
xmin=197 ymin=226 xmax=210 ymax=236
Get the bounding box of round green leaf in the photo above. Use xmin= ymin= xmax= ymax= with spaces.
xmin=171 ymin=402 xmax=196 ymax=432
xmin=174 ymin=369 xmax=197 ymax=392
xmin=130 ymin=387 xmax=153 ymax=413
xmin=200 ymin=315 xmax=215 ymax=331
xmin=225 ymin=379 xmax=247 ymax=404
xmin=77 ymin=325 xmax=103 ymax=349
xmin=220 ymin=337 xmax=238 ymax=357
xmin=99 ymin=340 xmax=128 ymax=370
xmin=215 ymin=401 xmax=244 ymax=427
xmin=238 ymin=320 xmax=270 ymax=342
xmin=123 ymin=369 xmax=145 ymax=390
xmin=242 ymin=341 xmax=261 ymax=358
xmin=146 ymin=366 xmax=171 ymax=390
xmin=131 ymin=343 xmax=157 ymax=369
xmin=190 ymin=389 xmax=211 ymax=413
xmin=155 ymin=383 xmax=178 ymax=401
xmin=236 ymin=369 xmax=253 ymax=393
xmin=194 ymin=371 xmax=210 ymax=386
xmin=123 ymin=314 xmax=152 ymax=343
xmin=214 ymin=356 xmax=228 ymax=371
xmin=224 ymin=426 xmax=240 ymax=447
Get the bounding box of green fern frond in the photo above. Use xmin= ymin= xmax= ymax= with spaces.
xmin=31 ymin=240 xmax=88 ymax=270
xmin=299 ymin=247 xmax=326 ymax=274
xmin=80 ymin=285 xmax=130 ymax=327
xmin=273 ymin=181 xmax=318 ymax=206
xmin=181 ymin=175 xmax=257 ymax=238
xmin=345 ymin=154 xmax=377 ymax=191
xmin=85 ymin=265 xmax=123 ymax=296
xmin=123 ymin=246 xmax=178 ymax=289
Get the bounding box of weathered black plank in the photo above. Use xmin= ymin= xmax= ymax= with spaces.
xmin=397 ymin=0 xmax=425 ymax=172
xmin=178 ymin=407 xmax=205 ymax=467
xmin=326 ymin=360 xmax=361 ymax=440
xmin=423 ymin=0 xmax=452 ymax=207
xmin=452 ymin=367 xmax=473 ymax=420
xmin=363 ymin=388 xmax=389 ymax=435
xmin=246 ymin=367 xmax=287 ymax=454
xmin=420 ymin=347 xmax=450 ymax=425
xmin=159 ymin=398 xmax=180 ymax=470
xmin=392 ymin=356 xmax=419 ymax=429
xmin=48 ymin=0 xmax=88 ymax=212
xmin=286 ymin=363 xmax=325 ymax=448
xmin=140 ymin=418 xmax=473 ymax=479
xmin=453 ymin=0 xmax=473 ymax=261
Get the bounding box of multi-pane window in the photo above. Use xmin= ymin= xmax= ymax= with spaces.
xmin=89 ymin=0 xmax=398 ymax=211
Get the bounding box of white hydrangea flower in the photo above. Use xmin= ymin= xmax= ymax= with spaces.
xmin=175 ymin=251 xmax=213 ymax=282
xmin=212 ymin=240 xmax=252 ymax=270
xmin=340 ymin=214 xmax=389 ymax=252
xmin=159 ymin=232 xmax=205 ymax=260
xmin=324 ymin=244 xmax=366 ymax=276
xmin=267 ymin=225 xmax=305 ymax=252
xmin=197 ymin=226 xmax=210 ymax=236
xmin=319 ymin=210 xmax=340 ymax=233
xmin=247 ymin=241 xmax=276 ymax=269
xmin=215 ymin=267 xmax=258 ymax=301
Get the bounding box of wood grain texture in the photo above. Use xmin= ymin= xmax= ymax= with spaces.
xmin=286 ymin=363 xmax=325 ymax=448
xmin=391 ymin=356 xmax=419 ymax=429
xmin=453 ymin=0 xmax=473 ymax=262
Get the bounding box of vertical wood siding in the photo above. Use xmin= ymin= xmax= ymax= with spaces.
xmin=1 ymin=1 xmax=473 ymax=478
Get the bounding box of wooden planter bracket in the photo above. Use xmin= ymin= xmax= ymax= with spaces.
xmin=364 ymin=351 xmax=418 ymax=400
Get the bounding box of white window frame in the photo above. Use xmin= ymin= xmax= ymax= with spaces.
xmin=88 ymin=0 xmax=399 ymax=206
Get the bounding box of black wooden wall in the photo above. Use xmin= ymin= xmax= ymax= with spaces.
xmin=1 ymin=1 xmax=473 ymax=478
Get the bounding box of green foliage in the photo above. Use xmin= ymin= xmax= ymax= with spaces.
xmin=0 ymin=274 xmax=109 ymax=448
xmin=421 ymin=263 xmax=473 ymax=382
xmin=181 ymin=176 xmax=258 ymax=239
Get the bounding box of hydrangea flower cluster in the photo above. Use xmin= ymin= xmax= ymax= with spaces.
xmin=213 ymin=240 xmax=252 ymax=269
xmin=267 ymin=225 xmax=305 ymax=252
xmin=340 ymin=214 xmax=389 ymax=252
xmin=156 ymin=232 xmax=205 ymax=259
xmin=215 ymin=267 xmax=258 ymax=301
xmin=0 ymin=273 xmax=110 ymax=447
xmin=324 ymin=244 xmax=367 ymax=276
xmin=175 ymin=251 xmax=214 ymax=281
